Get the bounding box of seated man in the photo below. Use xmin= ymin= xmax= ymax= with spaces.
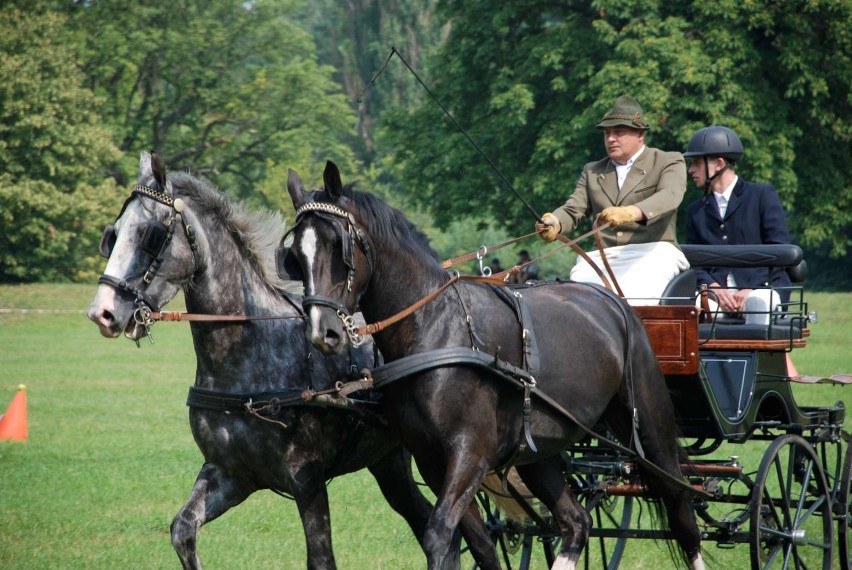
xmin=683 ymin=125 xmax=792 ymax=325
xmin=535 ymin=95 xmax=689 ymax=305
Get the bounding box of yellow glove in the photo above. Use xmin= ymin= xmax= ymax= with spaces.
xmin=600 ymin=206 xmax=637 ymax=226
xmin=535 ymin=212 xmax=562 ymax=242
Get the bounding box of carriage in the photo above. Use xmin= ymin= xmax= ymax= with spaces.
xmin=90 ymin=153 xmax=849 ymax=570
xmin=470 ymin=243 xmax=851 ymax=569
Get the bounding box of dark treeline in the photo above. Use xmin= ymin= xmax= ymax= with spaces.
xmin=0 ymin=1 xmax=849 ymax=288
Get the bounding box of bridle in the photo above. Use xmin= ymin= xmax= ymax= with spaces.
xmin=97 ymin=183 xmax=199 ymax=339
xmin=287 ymin=201 xmax=375 ymax=346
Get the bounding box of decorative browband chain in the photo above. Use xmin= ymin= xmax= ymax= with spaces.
xmin=295 ymin=201 xmax=354 ymax=222
xmin=134 ymin=183 xmax=175 ymax=207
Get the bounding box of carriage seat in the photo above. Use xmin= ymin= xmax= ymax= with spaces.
xmin=698 ymin=319 xmax=806 ymax=341
xmin=659 ymin=268 xmax=697 ymax=306
xmin=679 ymin=244 xmax=809 ymax=346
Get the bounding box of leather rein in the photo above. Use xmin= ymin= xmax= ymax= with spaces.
xmin=292 ymin=201 xmax=623 ymax=342
xmin=121 ymin=199 xmax=622 ymax=332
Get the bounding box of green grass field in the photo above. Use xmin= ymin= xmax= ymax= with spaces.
xmin=1 ymin=284 xmax=850 ymax=569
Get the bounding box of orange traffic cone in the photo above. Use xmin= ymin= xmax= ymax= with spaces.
xmin=786 ymin=354 xmax=799 ymax=379
xmin=0 ymin=385 xmax=28 ymax=442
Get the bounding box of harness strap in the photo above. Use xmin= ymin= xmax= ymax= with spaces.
xmin=490 ymin=285 xmax=541 ymax=454
xmin=441 ymin=232 xmax=538 ymax=269
xmin=98 ymin=274 xmax=161 ymax=312
xmin=490 ymin=286 xmax=540 ymax=379
xmin=149 ymin=311 xmax=306 ymax=322
xmin=349 ymin=346 xmax=712 ymax=500
xmin=187 ymin=386 xmax=307 ymax=411
xmin=356 ymin=273 xmax=506 ymax=336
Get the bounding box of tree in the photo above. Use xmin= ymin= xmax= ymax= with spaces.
xmin=63 ymin=0 xmax=359 ymax=208
xmin=0 ymin=5 xmax=121 ymax=283
xmin=296 ymin=0 xmax=446 ymax=163
xmin=379 ymin=0 xmax=850 ymax=284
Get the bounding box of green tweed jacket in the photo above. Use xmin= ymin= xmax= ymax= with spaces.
xmin=551 ymin=147 xmax=687 ymax=248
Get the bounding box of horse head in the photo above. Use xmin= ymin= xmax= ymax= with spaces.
xmin=284 ymin=161 xmax=375 ymax=355
xmin=88 ymin=151 xmax=201 ymax=341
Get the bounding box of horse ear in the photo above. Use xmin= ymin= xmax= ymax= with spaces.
xmin=150 ymin=150 xmax=167 ymax=189
xmin=323 ymin=160 xmax=343 ymax=199
xmin=287 ymin=169 xmax=307 ymax=209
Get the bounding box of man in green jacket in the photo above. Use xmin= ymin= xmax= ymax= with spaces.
xmin=535 ymin=95 xmax=689 ymax=305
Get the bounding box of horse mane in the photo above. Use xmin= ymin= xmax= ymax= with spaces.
xmin=169 ymin=170 xmax=302 ymax=295
xmin=340 ymin=184 xmax=441 ymax=264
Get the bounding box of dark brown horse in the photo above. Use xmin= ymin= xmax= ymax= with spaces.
xmin=283 ymin=161 xmax=706 ymax=570
xmin=88 ymin=153 xmax=499 ymax=570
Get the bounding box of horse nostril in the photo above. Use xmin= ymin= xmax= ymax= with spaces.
xmin=100 ymin=309 xmax=116 ymax=327
xmin=324 ymin=328 xmax=341 ymax=348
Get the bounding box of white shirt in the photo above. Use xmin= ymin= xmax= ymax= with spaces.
xmin=614 ymin=146 xmax=645 ymax=191
xmin=713 ymin=176 xmax=739 ymax=286
xmin=714 ymin=175 xmax=738 ymax=218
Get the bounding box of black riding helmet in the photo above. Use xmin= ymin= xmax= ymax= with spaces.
xmin=683 ymin=125 xmax=744 ymax=190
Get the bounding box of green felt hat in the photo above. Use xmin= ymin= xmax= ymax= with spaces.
xmin=596 ymin=95 xmax=650 ymax=130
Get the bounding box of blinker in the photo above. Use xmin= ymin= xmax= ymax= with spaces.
xmin=99 ymin=224 xmax=117 ymax=258
xmin=141 ymin=220 xmax=170 ymax=259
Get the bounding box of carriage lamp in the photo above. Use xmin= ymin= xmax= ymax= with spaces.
xmin=808 ymin=310 xmax=818 ymax=323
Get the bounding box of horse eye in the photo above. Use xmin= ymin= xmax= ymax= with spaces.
xmin=99 ymin=224 xmax=117 ymax=258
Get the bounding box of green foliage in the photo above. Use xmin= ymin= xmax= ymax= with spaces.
xmin=296 ymin=0 xmax=446 ymax=163
xmin=65 ymin=0 xmax=359 ymax=207
xmin=0 ymin=6 xmax=122 ymax=283
xmin=379 ymin=0 xmax=851 ymax=283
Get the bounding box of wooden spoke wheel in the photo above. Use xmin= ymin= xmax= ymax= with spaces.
xmin=583 ymin=490 xmax=632 ymax=570
xmin=750 ymin=434 xmax=833 ymax=569
xmin=567 ymin=463 xmax=632 ymax=570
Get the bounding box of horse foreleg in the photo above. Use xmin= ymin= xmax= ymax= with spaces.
xmin=459 ymin=502 xmax=502 ymax=570
xmin=515 ymin=456 xmax=590 ymax=570
xmin=293 ymin=462 xmax=337 ymax=570
xmin=368 ymin=445 xmax=432 ymax=542
xmin=418 ymin=453 xmax=491 ymax=570
xmin=171 ymin=462 xmax=254 ymax=570
xmin=369 ymin=446 xmax=501 ymax=569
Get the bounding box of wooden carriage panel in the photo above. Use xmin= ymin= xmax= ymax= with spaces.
xmin=634 ymin=305 xmax=699 ymax=375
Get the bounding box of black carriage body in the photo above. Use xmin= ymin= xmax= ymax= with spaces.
xmin=482 ymin=245 xmax=851 ymax=570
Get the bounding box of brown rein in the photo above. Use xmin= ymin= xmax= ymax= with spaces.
xmin=357 ymin=219 xmax=624 ymax=337
xmin=443 ymin=219 xmax=623 ymax=297
xmin=150 ymin=312 xmax=305 ymax=322
xmin=357 ymin=272 xmax=506 ymax=336
xmin=148 ymin=216 xmax=623 ymax=327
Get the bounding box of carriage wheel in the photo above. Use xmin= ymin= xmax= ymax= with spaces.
xmin=837 ymin=441 xmax=852 ymax=570
xmin=749 ymin=434 xmax=833 ymax=569
xmin=583 ymin=491 xmax=632 ymax=570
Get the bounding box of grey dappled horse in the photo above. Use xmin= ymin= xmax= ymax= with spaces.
xmin=87 ymin=152 xmax=498 ymax=570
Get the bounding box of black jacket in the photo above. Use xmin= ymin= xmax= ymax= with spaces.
xmin=685 ymin=178 xmax=792 ymax=290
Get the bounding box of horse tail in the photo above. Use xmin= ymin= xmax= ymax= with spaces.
xmin=619 ymin=303 xmax=700 ymax=570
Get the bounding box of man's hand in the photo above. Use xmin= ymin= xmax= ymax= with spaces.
xmin=535 ymin=212 xmax=562 ymax=242
xmin=600 ymin=206 xmax=637 ymax=226
xmin=709 ymin=285 xmax=752 ymax=313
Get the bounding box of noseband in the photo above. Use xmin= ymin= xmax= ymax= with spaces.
xmin=290 ymin=201 xmax=375 ymax=346
xmin=98 ymin=183 xmax=199 ymax=337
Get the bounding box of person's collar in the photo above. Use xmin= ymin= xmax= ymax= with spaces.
xmin=613 ymin=145 xmax=645 ymax=167
xmin=715 ymin=175 xmax=738 ymax=202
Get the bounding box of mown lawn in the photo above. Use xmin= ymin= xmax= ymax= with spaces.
xmin=0 ymin=285 xmax=850 ymax=569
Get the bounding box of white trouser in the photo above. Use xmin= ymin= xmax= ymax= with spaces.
xmin=569 ymin=242 xmax=690 ymax=306
xmin=701 ymin=288 xmax=780 ymax=326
